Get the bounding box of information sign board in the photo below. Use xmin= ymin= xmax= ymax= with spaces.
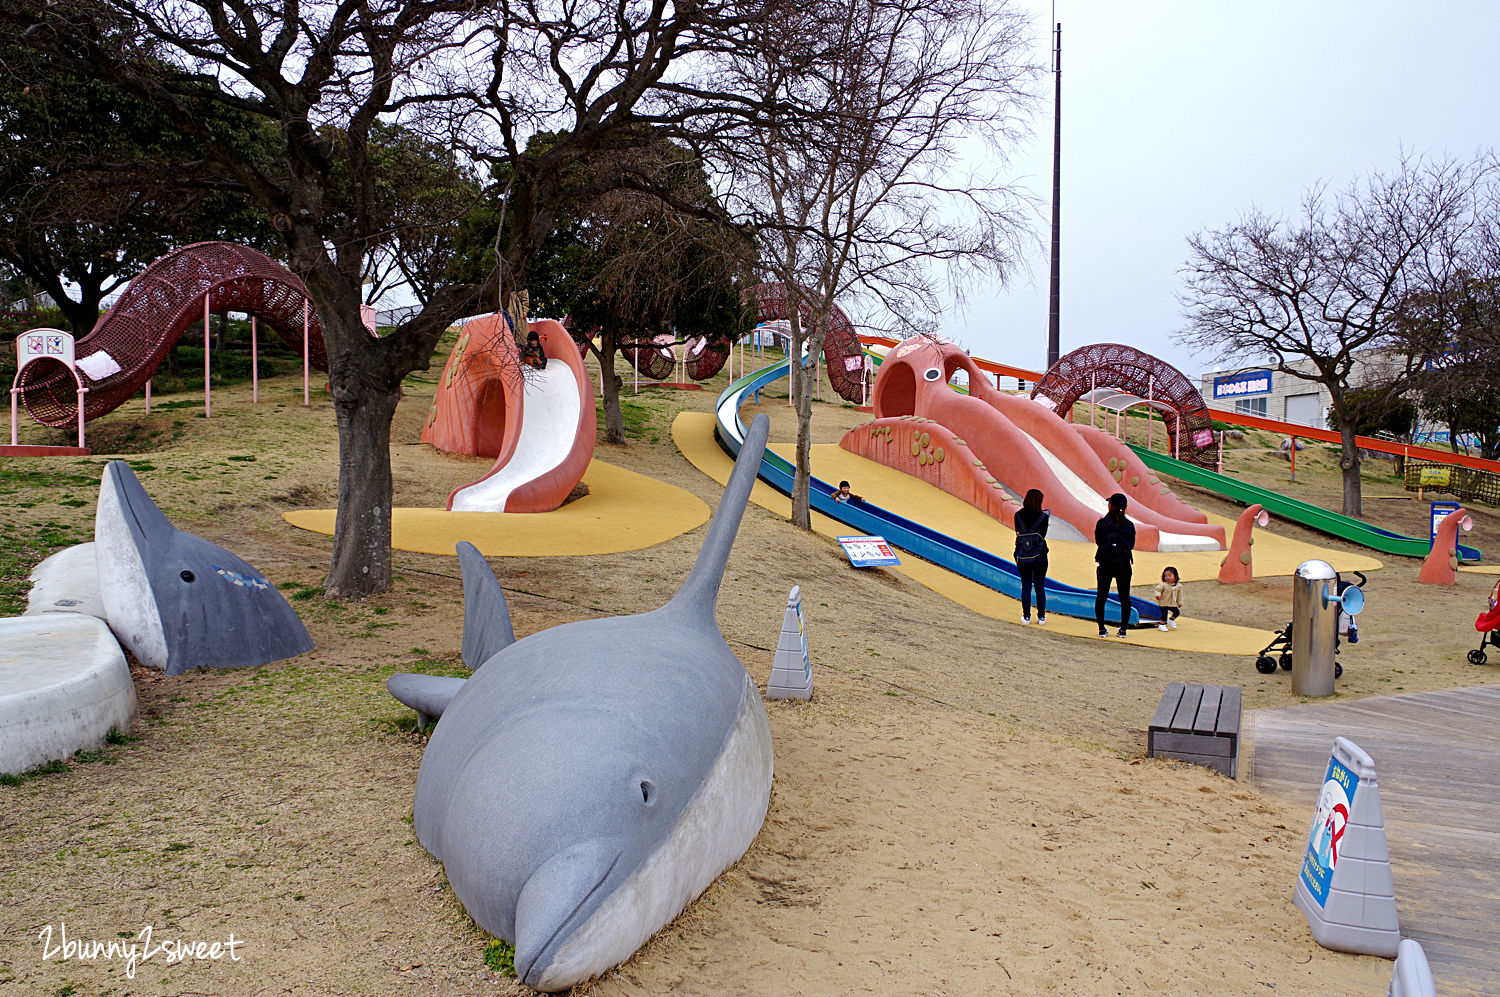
xmin=837 ymin=535 xmax=900 ymax=567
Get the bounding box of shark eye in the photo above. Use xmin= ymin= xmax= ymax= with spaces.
xmin=639 ymin=780 xmax=656 ymax=806
xmin=180 ymin=570 xmax=196 ymax=583
xmin=923 ymin=367 xmax=942 ymax=381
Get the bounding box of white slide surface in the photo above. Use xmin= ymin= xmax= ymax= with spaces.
xmin=451 ymin=363 xmax=581 ymax=512
xmin=1016 ymin=428 xmax=1219 ymax=552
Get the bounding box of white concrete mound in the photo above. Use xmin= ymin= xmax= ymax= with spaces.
xmin=0 ymin=614 xmax=136 ymax=775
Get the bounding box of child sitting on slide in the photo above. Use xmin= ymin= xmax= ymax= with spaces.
xmin=1153 ymin=566 xmax=1183 ymax=632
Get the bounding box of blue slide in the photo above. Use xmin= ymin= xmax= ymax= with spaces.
xmin=713 ymin=360 xmax=1153 ymax=625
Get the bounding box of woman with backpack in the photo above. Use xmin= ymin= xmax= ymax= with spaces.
xmin=1094 ymin=492 xmax=1137 ymax=637
xmin=1014 ymin=489 xmax=1050 ymax=625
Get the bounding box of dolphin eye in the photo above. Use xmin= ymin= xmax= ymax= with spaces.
xmin=923 ymin=367 xmax=942 ymax=381
xmin=180 ymin=570 xmax=196 ymax=583
xmin=639 ymin=780 xmax=656 ymax=806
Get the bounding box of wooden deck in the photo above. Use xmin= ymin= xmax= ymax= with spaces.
xmin=1245 ymin=686 xmax=1500 ymax=996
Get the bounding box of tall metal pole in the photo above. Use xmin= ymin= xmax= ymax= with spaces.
xmin=1046 ymin=20 xmax=1063 ymax=372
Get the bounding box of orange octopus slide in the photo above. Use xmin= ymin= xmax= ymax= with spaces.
xmin=422 ymin=317 xmax=596 ymax=513
xmin=840 ymin=336 xmax=1225 ymax=552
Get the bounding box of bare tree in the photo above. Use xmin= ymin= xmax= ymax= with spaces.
xmin=529 ymin=141 xmax=750 ymax=444
xmin=703 ymin=0 xmax=1036 ymax=528
xmin=1400 ymin=234 xmax=1500 ymax=460
xmin=1179 ymin=154 xmax=1494 ymax=517
xmin=7 ymin=0 xmax=777 ymax=598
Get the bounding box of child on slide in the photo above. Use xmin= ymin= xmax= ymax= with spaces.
xmin=1153 ymin=566 xmax=1183 ymax=632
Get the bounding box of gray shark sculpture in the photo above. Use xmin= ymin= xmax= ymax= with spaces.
xmin=386 ymin=414 xmax=775 ymax=991
xmin=94 ymin=460 xmax=313 ymax=674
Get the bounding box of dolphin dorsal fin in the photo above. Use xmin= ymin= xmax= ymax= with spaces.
xmin=667 ymin=413 xmax=770 ymax=625
xmin=98 ymin=460 xmax=175 ymax=545
xmin=457 ymin=541 xmax=515 ymax=669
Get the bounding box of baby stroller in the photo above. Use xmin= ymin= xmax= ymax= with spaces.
xmin=1253 ymin=572 xmax=1365 ymax=678
xmin=1469 ymin=579 xmax=1500 ymax=665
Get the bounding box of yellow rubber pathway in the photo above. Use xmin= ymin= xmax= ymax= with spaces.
xmin=283 ymin=458 xmax=709 ymax=557
xmin=676 ymin=411 xmax=1376 ymax=657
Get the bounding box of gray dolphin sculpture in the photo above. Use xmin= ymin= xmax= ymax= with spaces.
xmin=94 ymin=460 xmax=313 ymax=674
xmin=386 ymin=414 xmax=775 ymax=991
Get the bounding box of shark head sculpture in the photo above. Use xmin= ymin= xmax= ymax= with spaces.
xmin=94 ymin=460 xmax=313 ymax=675
xmin=387 ymin=414 xmax=776 ymax=991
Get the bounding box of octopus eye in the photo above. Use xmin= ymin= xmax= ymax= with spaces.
xmin=923 ymin=367 xmax=942 ymax=381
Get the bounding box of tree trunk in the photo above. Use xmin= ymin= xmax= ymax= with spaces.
xmin=326 ymin=360 xmax=401 ymax=598
xmin=601 ymin=335 xmax=625 ymax=445
xmin=1337 ymin=420 xmax=1363 ymax=518
xmin=789 ymin=311 xmax=812 ymax=530
xmin=20 ymin=264 xmax=102 ymax=334
xmin=56 ymin=292 xmax=102 ymax=335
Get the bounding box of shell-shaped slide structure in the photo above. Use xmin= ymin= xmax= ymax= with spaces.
xmin=423 ymin=317 xmax=597 ymax=513
xmin=840 ymin=336 xmax=1225 ymax=553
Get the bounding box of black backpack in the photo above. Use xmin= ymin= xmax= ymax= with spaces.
xmin=1098 ymin=521 xmax=1130 ymax=564
xmin=1015 ymin=514 xmax=1047 ymax=565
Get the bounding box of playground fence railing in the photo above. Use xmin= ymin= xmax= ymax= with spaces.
xmin=1405 ymin=461 xmax=1500 ymax=506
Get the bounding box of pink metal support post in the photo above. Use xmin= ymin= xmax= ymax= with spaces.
xmin=302 ymin=302 xmax=311 ymax=406
xmin=203 ymin=294 xmax=212 ymax=418
xmin=251 ymin=316 xmax=259 ymax=403
xmin=144 ymin=379 xmax=151 ymax=414
xmin=1147 ymin=375 xmax=1155 ymax=450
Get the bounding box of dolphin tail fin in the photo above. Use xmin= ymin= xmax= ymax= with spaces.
xmin=667 ymin=413 xmax=770 ymax=624
xmin=387 ymin=673 xmax=467 ymax=731
xmin=458 ymin=541 xmax=515 ymax=669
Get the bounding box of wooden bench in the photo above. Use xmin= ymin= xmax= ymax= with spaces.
xmin=1148 ymin=682 xmax=1242 ymax=778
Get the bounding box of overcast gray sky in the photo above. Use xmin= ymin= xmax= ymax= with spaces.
xmin=947 ymin=0 xmax=1500 ymax=379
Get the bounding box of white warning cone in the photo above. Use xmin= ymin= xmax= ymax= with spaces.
xmin=766 ymin=585 xmax=812 ymax=700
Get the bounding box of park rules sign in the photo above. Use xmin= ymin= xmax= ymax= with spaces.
xmin=1300 ymin=754 xmax=1359 ymax=907
xmin=1291 ymin=736 xmax=1400 ymax=957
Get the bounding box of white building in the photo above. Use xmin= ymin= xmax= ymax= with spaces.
xmin=1199 ymin=349 xmax=1405 ymax=430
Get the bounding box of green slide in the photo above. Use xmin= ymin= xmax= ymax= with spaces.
xmin=1127 ymin=444 xmax=1482 ymax=562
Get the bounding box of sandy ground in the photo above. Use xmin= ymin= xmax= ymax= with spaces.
xmin=2 ymin=361 xmax=1497 ymax=996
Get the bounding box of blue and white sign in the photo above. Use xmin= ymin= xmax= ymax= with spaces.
xmin=1431 ymin=501 xmax=1461 ymax=543
xmin=1212 ymin=370 xmax=1273 ymax=399
xmin=837 ymin=535 xmax=901 ymax=567
xmin=1300 ymin=753 xmax=1360 ymax=908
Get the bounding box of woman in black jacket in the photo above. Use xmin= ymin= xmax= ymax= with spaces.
xmin=1013 ymin=488 xmax=1050 ymax=625
xmin=1094 ymin=492 xmax=1137 ymax=637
